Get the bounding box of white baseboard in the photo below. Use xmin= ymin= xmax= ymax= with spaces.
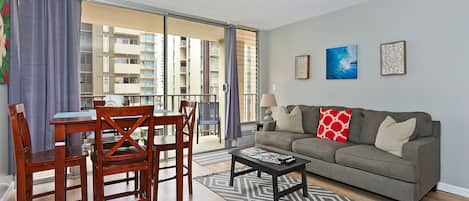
xmin=438 ymin=182 xmax=469 ymax=198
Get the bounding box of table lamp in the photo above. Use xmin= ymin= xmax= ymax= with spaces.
xmin=260 ymin=93 xmax=277 ymax=121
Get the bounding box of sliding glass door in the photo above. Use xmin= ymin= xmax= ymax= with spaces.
xmin=80 ymin=2 xmax=165 ymax=110
xmin=167 ymin=17 xmax=226 ymax=152
xmin=236 ymin=29 xmax=258 ymax=123
xmin=80 ymin=2 xmax=258 ymax=152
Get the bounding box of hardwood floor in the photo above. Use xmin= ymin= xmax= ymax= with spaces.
xmin=6 ymin=157 xmax=469 ymax=201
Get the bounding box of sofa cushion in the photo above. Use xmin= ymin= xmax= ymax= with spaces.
xmin=375 ymin=116 xmax=416 ymax=157
xmin=317 ymin=108 xmax=353 ymax=143
xmin=360 ymin=109 xmax=432 ymax=144
xmin=292 ymin=138 xmax=353 ymax=163
xmin=286 ymin=105 xmax=363 ymax=143
xmin=287 ymin=105 xmax=319 ymax=135
xmin=255 ymin=131 xmax=311 ymax=151
xmin=322 ymin=106 xmax=363 ymax=144
xmin=262 ymin=121 xmax=276 ymax=131
xmin=273 ymin=106 xmax=304 ymax=133
xmin=336 ymin=145 xmax=416 ymax=183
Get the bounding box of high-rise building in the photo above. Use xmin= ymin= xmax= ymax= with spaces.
xmin=79 ymin=23 xmax=222 ymax=109
xmin=79 ymin=23 xmax=94 ymax=109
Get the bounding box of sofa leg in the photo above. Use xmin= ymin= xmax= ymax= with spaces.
xmin=431 ymin=185 xmax=438 ymax=191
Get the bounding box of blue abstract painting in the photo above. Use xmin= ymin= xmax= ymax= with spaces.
xmin=326 ymin=45 xmax=358 ymax=79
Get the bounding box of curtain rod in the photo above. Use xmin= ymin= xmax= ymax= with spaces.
xmin=87 ymin=0 xmax=258 ymax=32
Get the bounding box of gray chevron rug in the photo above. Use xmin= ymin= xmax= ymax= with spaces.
xmin=195 ymin=170 xmax=352 ymax=201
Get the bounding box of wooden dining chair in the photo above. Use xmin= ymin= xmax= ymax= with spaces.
xmin=8 ymin=103 xmax=88 ymax=201
xmin=93 ymin=100 xmax=106 ymax=107
xmin=153 ymin=100 xmax=197 ymax=201
xmin=89 ymin=101 xmax=141 ymax=196
xmin=92 ymin=105 xmax=155 ymax=201
xmin=94 ymin=99 xmax=130 ymax=107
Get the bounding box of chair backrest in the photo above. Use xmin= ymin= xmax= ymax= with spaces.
xmin=198 ymin=102 xmax=219 ymax=121
xmin=8 ymin=104 xmax=33 ymax=168
xmin=95 ymin=99 xmax=129 ymax=108
xmin=95 ymin=105 xmax=154 ymax=164
xmin=179 ymin=101 xmax=197 ymax=141
xmin=8 ymin=104 xmax=33 ymax=201
xmin=93 ymin=100 xmax=105 ymax=108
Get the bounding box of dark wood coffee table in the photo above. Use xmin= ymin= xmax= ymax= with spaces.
xmin=229 ymin=148 xmax=310 ymax=201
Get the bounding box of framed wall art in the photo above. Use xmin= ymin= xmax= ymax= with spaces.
xmin=326 ymin=45 xmax=358 ymax=80
xmin=380 ymin=40 xmax=406 ymax=76
xmin=295 ymin=55 xmax=310 ymax=80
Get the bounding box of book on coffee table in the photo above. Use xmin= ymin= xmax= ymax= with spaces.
xmin=240 ymin=147 xmax=295 ymax=165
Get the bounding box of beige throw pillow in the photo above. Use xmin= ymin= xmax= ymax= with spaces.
xmin=273 ymin=106 xmax=304 ymax=134
xmin=375 ymin=116 xmax=416 ymax=157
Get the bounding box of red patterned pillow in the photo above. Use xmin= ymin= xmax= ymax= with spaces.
xmin=317 ymin=108 xmax=353 ymax=143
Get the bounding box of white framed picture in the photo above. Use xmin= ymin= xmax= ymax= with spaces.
xmin=381 ymin=40 xmax=406 ymax=76
xmin=295 ymin=55 xmax=310 ymax=80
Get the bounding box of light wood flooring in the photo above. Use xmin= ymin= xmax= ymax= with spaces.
xmin=6 ymin=157 xmax=469 ymax=201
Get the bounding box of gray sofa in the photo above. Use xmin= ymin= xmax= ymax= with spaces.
xmin=255 ymin=105 xmax=440 ymax=201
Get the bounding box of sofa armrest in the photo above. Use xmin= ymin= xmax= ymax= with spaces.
xmin=402 ymin=137 xmax=440 ymax=194
xmin=262 ymin=121 xmax=276 ymax=131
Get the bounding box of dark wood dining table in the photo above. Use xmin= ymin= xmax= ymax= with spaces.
xmin=50 ymin=110 xmax=185 ymax=201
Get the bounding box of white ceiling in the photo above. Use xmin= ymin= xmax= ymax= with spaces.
xmin=127 ymin=0 xmax=368 ymax=30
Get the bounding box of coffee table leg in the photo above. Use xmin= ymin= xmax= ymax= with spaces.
xmin=301 ymin=167 xmax=308 ymax=197
xmin=230 ymin=156 xmax=235 ymax=186
xmin=272 ymin=175 xmax=279 ymax=201
xmin=257 ymin=170 xmax=261 ymax=178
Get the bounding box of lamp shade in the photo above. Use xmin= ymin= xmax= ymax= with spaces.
xmin=260 ymin=93 xmax=278 ymax=107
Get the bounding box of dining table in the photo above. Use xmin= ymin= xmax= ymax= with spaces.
xmin=50 ymin=109 xmax=185 ymax=201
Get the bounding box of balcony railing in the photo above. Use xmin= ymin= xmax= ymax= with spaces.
xmin=113 ymin=27 xmax=142 ymax=36
xmin=80 ymin=93 xmax=258 ymax=122
xmin=140 ymin=36 xmax=154 ymax=43
xmin=114 ymin=63 xmax=142 ymax=74
xmin=113 ymin=43 xmax=142 ymax=55
xmin=242 ymin=93 xmax=257 ymax=122
xmin=81 ymin=94 xmax=217 ymax=111
xmin=114 ymin=83 xmax=141 ymax=94
xmin=180 ymin=66 xmax=187 ymax=73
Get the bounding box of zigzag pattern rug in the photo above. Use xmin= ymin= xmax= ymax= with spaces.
xmin=195 ymin=170 xmax=352 ymax=201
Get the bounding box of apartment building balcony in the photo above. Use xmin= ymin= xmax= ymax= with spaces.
xmin=141 ymin=80 xmax=155 ymax=88
xmin=113 ymin=43 xmax=142 ymax=55
xmin=210 ymin=65 xmax=219 ymax=71
xmin=142 ymin=67 xmax=154 ymax=71
xmin=209 ymin=80 xmax=219 ymax=86
xmin=140 ymin=35 xmax=155 ymax=43
xmin=80 ymin=84 xmax=92 ymax=94
xmin=142 ymin=46 xmax=155 ymax=52
xmin=140 ymin=73 xmax=154 ymax=79
xmin=141 ymin=55 xmax=155 ymax=61
xmin=113 ymin=63 xmax=142 ymax=74
xmin=114 ymin=83 xmax=141 ymax=94
xmin=113 ymin=27 xmax=142 ymax=36
xmin=180 ymin=66 xmax=187 ymax=73
xmin=209 ymin=48 xmax=219 ymax=56
xmin=143 ymin=63 xmax=154 ymax=69
xmin=180 ymin=40 xmax=187 ymax=47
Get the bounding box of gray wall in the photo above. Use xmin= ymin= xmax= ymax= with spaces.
xmin=260 ymin=0 xmax=469 ymax=189
xmin=0 ymin=86 xmax=8 ymax=175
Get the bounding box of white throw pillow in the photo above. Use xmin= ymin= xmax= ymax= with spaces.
xmin=273 ymin=106 xmax=304 ymax=134
xmin=375 ymin=116 xmax=416 ymax=157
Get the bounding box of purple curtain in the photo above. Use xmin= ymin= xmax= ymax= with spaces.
xmin=8 ymin=0 xmax=82 ymax=173
xmin=224 ymin=26 xmax=241 ymax=141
